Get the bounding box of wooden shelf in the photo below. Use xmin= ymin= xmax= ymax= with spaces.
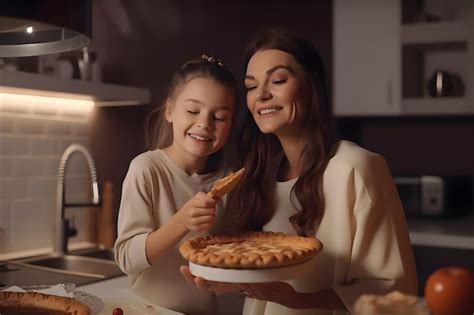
xmin=0 ymin=70 xmax=150 ymax=106
xmin=402 ymin=21 xmax=467 ymax=45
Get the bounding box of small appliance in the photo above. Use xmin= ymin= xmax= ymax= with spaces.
xmin=395 ymin=176 xmax=473 ymax=218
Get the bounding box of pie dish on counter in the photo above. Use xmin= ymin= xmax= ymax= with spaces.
xmin=0 ymin=291 xmax=91 ymax=315
xmin=179 ymin=231 xmax=323 ymax=269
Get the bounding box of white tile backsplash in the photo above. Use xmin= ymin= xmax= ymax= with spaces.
xmin=12 ymin=158 xmax=56 ymax=177
xmin=0 ymin=136 xmax=29 ymax=155
xmin=29 ymin=138 xmax=58 ymax=155
xmin=0 ymin=179 xmax=28 ymax=199
xmin=0 ymin=103 xmax=93 ymax=255
xmin=0 ymin=159 xmax=12 ymax=177
xmin=0 ymin=200 xmax=11 ymax=252
xmin=45 ymin=120 xmax=72 ymax=135
xmin=14 ymin=117 xmax=45 ymax=135
xmin=0 ymin=116 xmax=13 ymax=132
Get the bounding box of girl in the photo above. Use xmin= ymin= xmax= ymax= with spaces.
xmin=182 ymin=30 xmax=417 ymax=315
xmin=114 ymin=54 xmax=239 ymax=315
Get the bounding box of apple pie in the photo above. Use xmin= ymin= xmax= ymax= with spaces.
xmin=207 ymin=167 xmax=245 ymax=198
xmin=0 ymin=291 xmax=90 ymax=315
xmin=180 ymin=231 xmax=322 ymax=269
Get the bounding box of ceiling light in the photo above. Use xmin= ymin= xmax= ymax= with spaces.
xmin=0 ymin=0 xmax=91 ymax=57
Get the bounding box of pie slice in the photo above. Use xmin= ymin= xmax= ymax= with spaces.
xmin=207 ymin=167 xmax=245 ymax=198
xmin=0 ymin=291 xmax=90 ymax=315
xmin=180 ymin=231 xmax=323 ymax=269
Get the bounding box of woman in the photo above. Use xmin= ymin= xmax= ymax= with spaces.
xmin=182 ymin=30 xmax=417 ymax=315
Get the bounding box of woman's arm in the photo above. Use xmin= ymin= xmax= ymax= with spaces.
xmin=330 ymin=152 xmax=418 ymax=311
xmin=180 ymin=266 xmax=346 ymax=310
xmin=236 ymin=282 xmax=347 ymax=310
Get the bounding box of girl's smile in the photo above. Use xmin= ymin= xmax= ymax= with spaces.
xmin=188 ymin=132 xmax=214 ymax=142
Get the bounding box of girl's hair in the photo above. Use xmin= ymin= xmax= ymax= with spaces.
xmin=227 ymin=29 xmax=335 ymax=237
xmin=146 ymin=55 xmax=239 ymax=168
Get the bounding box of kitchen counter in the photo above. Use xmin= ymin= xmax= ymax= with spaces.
xmin=78 ymin=276 xmax=184 ymax=315
xmin=408 ymin=213 xmax=474 ymax=250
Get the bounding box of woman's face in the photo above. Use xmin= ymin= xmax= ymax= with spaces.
xmin=244 ymin=49 xmax=311 ymax=137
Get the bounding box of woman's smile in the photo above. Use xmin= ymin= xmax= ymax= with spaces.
xmin=258 ymin=106 xmax=284 ymax=116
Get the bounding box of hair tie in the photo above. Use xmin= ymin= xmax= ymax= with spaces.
xmin=201 ymin=54 xmax=224 ymax=67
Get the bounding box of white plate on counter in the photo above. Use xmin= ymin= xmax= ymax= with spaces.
xmin=189 ymin=258 xmax=314 ymax=283
xmin=12 ymin=284 xmax=104 ymax=315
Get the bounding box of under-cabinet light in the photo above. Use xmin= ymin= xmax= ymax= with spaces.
xmin=0 ymin=92 xmax=95 ymax=114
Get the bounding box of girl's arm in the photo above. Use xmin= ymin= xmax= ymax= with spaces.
xmin=145 ymin=192 xmax=217 ymax=265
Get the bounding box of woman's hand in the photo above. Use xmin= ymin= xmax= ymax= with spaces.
xmin=181 ymin=266 xmax=299 ymax=307
xmin=175 ymin=192 xmax=217 ymax=231
xmin=180 ymin=265 xmax=241 ymax=294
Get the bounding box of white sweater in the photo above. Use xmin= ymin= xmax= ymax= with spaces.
xmin=114 ymin=149 xmax=226 ymax=315
xmin=243 ymin=141 xmax=417 ymax=315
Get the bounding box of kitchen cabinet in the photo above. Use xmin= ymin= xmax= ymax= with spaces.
xmin=0 ymin=69 xmax=150 ymax=106
xmin=333 ymin=0 xmax=401 ymax=116
xmin=333 ymin=0 xmax=474 ymax=116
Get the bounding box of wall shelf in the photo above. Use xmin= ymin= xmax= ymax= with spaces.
xmin=402 ymin=21 xmax=467 ymax=45
xmin=0 ymin=70 xmax=150 ymax=106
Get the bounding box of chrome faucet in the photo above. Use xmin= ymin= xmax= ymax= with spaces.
xmin=54 ymin=144 xmax=100 ymax=255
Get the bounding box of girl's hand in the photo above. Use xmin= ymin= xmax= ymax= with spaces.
xmin=180 ymin=265 xmax=240 ymax=294
xmin=176 ymin=192 xmax=217 ymax=231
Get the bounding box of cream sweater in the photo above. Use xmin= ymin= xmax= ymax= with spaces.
xmin=114 ymin=149 xmax=226 ymax=315
xmin=243 ymin=140 xmax=417 ymax=315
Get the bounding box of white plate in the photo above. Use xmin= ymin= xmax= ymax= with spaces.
xmin=189 ymin=258 xmax=314 ymax=283
xmin=19 ymin=285 xmax=103 ymax=315
xmin=74 ymin=290 xmax=104 ymax=315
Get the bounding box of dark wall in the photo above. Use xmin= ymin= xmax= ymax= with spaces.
xmin=91 ymin=0 xmax=332 ymax=101
xmin=88 ymin=1 xmax=474 ymax=230
xmin=88 ymin=0 xmax=333 ymax=222
xmin=338 ymin=117 xmax=474 ymax=177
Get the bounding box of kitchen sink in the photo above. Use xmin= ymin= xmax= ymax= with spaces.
xmin=71 ymin=247 xmax=115 ymax=261
xmin=9 ymin=254 xmax=123 ymax=279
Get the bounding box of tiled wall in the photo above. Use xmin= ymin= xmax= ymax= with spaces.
xmin=0 ymin=96 xmax=94 ymax=255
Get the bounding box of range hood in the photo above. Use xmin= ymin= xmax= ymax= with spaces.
xmin=0 ymin=0 xmax=91 ymax=57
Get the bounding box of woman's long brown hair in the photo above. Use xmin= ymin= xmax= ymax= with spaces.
xmin=226 ymin=30 xmax=335 ymax=237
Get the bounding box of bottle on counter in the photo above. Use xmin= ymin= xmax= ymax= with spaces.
xmin=78 ymin=47 xmax=102 ymax=82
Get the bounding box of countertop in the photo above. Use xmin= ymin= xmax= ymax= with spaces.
xmin=78 ymin=276 xmax=184 ymax=315
xmin=408 ymin=213 xmax=474 ymax=250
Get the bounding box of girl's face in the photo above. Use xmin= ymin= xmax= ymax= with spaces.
xmin=245 ymin=49 xmax=311 ymax=137
xmin=166 ymin=76 xmax=236 ymax=164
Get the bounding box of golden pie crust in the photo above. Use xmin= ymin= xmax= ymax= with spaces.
xmin=180 ymin=231 xmax=323 ymax=269
xmin=207 ymin=167 xmax=245 ymax=198
xmin=0 ymin=291 xmax=90 ymax=315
